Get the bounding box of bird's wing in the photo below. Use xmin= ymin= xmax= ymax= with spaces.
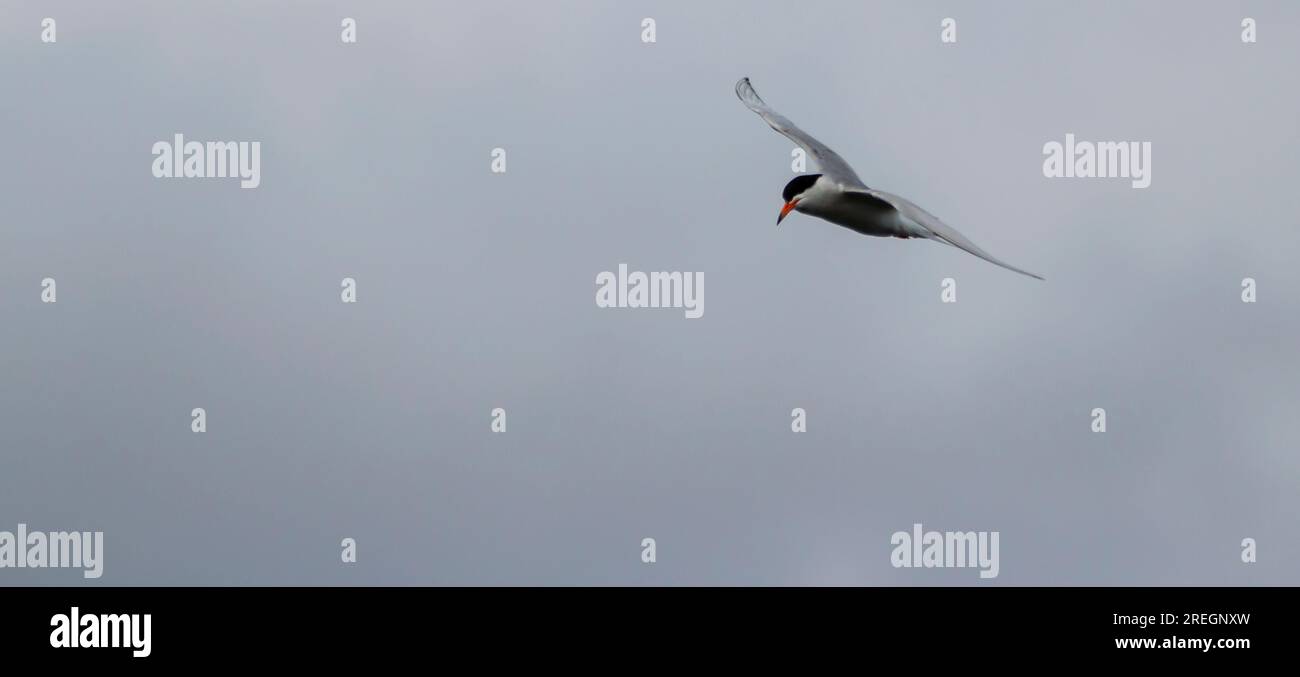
xmin=850 ymin=186 xmax=1045 ymax=281
xmin=735 ymin=77 xmax=866 ymax=187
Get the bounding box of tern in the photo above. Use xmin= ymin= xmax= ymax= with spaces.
xmin=735 ymin=77 xmax=1044 ymax=280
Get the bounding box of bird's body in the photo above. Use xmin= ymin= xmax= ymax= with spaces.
xmin=735 ymin=77 xmax=1043 ymax=280
xmin=790 ymin=175 xmax=906 ymax=238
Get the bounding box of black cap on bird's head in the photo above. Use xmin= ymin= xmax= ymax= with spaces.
xmin=778 ymin=174 xmax=820 ymax=224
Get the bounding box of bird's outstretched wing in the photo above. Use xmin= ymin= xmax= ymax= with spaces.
xmin=851 ymin=187 xmax=1045 ymax=280
xmin=735 ymin=77 xmax=866 ymax=187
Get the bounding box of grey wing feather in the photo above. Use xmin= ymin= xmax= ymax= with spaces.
xmin=855 ymin=187 xmax=1046 ymax=281
xmin=735 ymin=77 xmax=865 ymax=187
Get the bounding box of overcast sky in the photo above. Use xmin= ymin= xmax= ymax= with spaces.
xmin=1 ymin=1 xmax=1298 ymax=585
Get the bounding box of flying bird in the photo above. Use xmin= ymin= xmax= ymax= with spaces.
xmin=735 ymin=77 xmax=1043 ymax=280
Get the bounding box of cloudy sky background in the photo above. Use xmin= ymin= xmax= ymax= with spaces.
xmin=1 ymin=1 xmax=1298 ymax=584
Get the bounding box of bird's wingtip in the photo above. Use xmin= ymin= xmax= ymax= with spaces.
xmin=735 ymin=77 xmax=763 ymax=107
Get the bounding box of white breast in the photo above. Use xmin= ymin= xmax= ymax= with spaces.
xmin=795 ymin=177 xmax=902 ymax=238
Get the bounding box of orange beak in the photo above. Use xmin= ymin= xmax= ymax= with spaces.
xmin=777 ymin=200 xmax=798 ymax=225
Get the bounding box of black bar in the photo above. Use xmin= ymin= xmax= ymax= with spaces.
xmin=0 ymin=587 xmax=1284 ymax=664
